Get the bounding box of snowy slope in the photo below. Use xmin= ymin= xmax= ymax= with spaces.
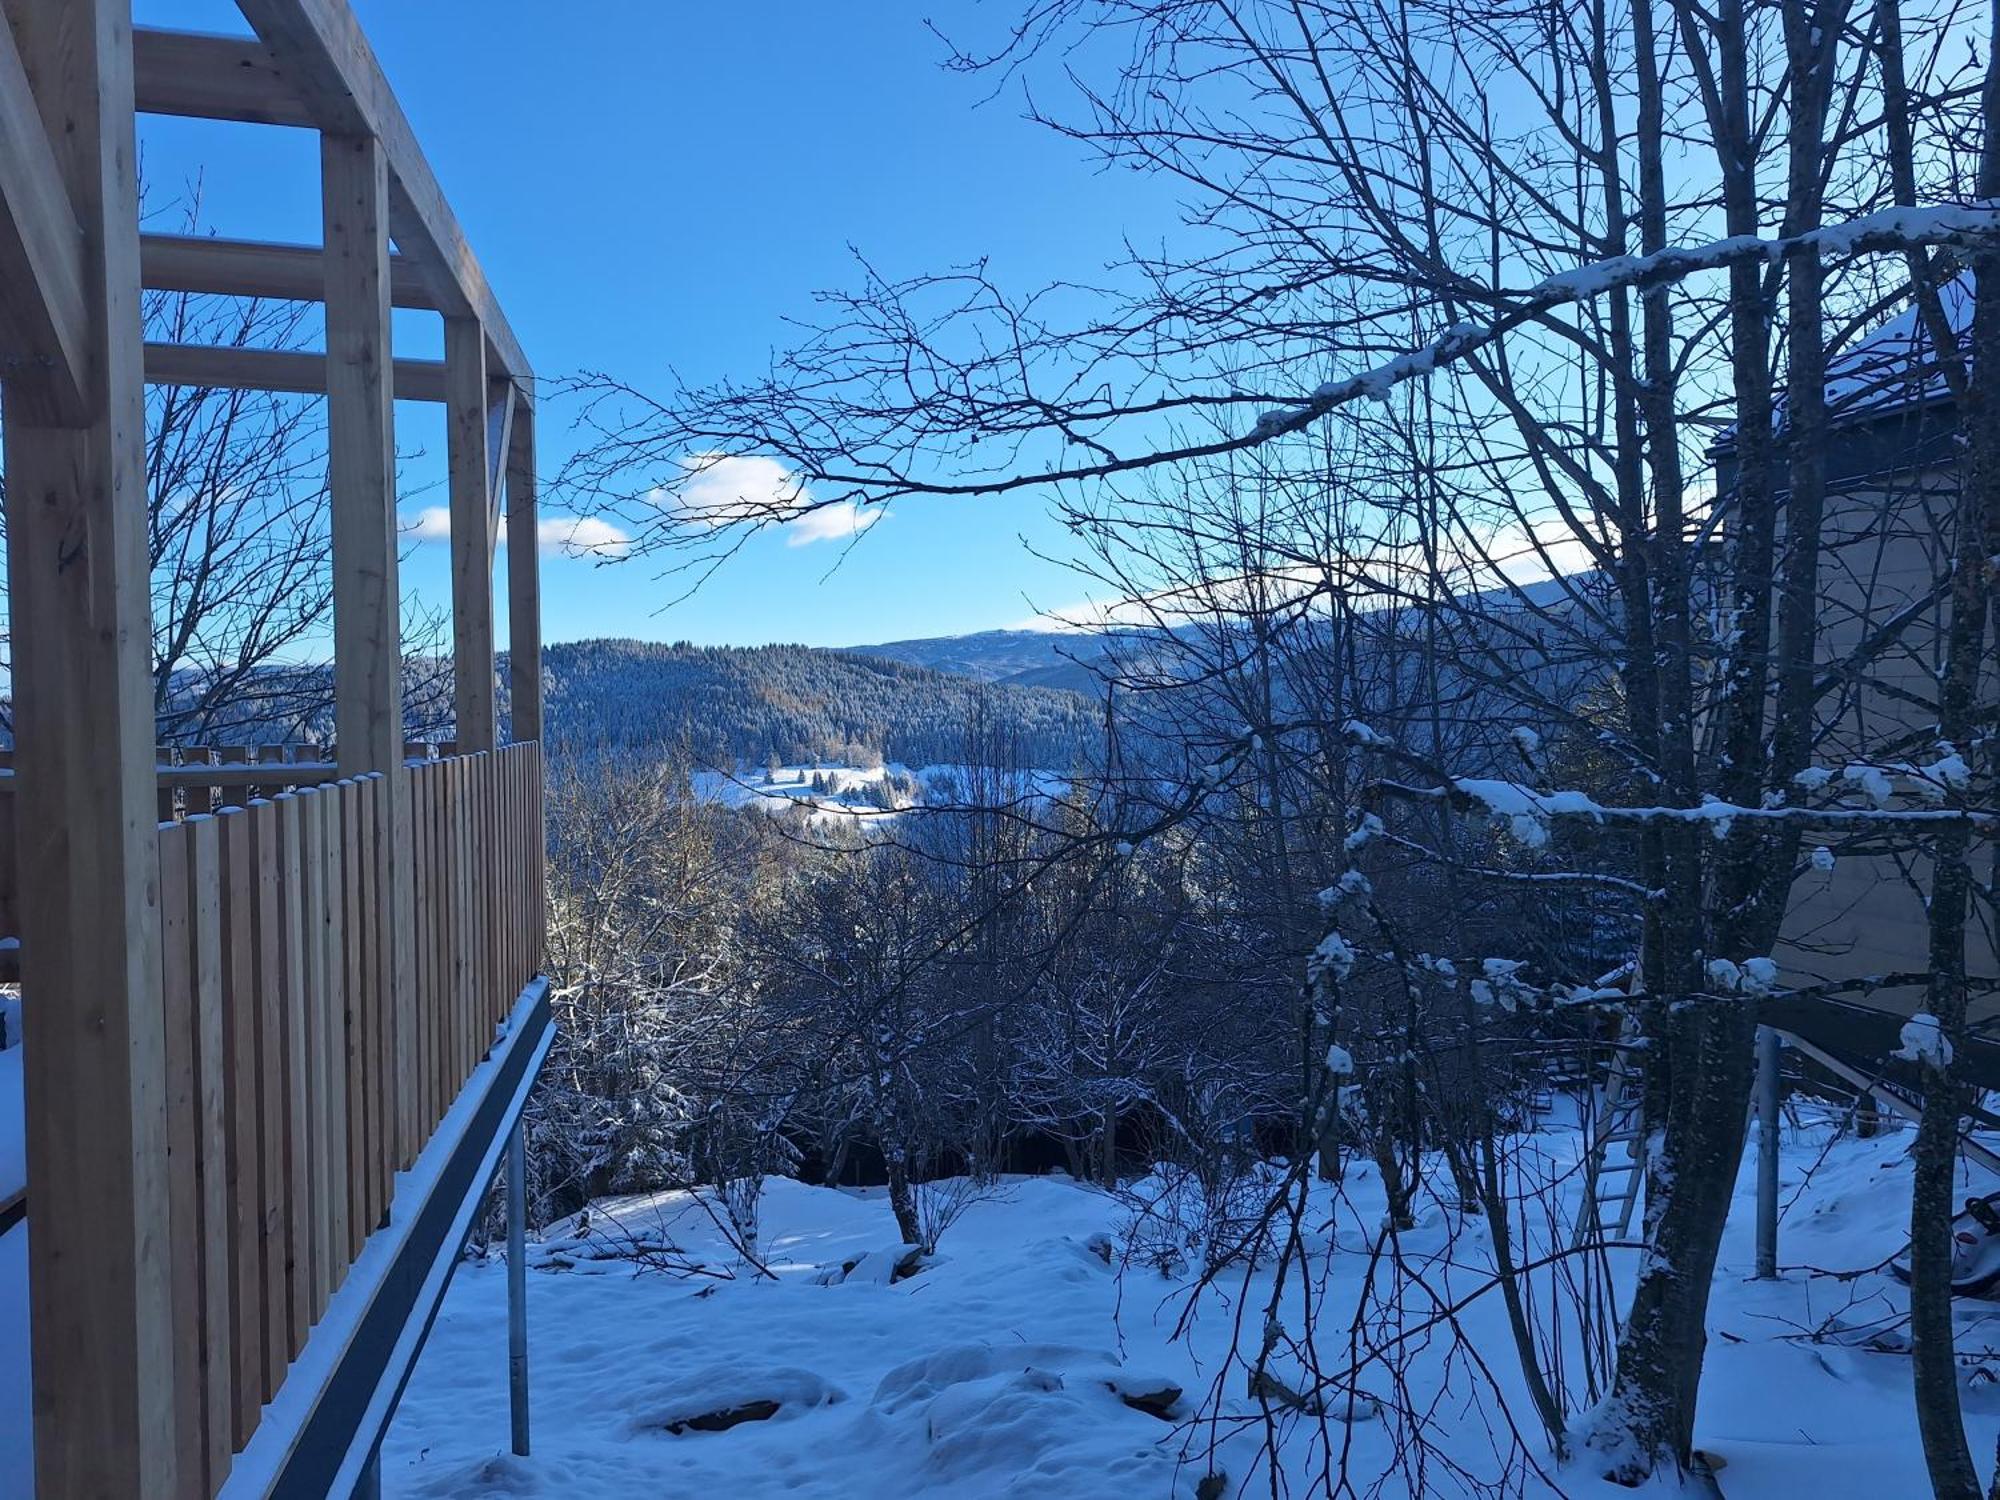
xmin=382 ymin=1118 xmax=1994 ymax=1498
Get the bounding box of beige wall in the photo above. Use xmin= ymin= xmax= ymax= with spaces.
xmin=1775 ymin=464 xmax=1997 ymax=1018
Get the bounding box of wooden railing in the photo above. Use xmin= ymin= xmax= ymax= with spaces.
xmin=150 ymin=741 xmax=543 ymax=1496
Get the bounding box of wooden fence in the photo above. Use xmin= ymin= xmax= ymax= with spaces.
xmin=150 ymin=741 xmax=543 ymax=1497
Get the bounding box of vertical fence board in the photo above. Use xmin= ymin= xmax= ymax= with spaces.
xmin=217 ymin=807 xmax=262 ymax=1447
xmin=411 ymin=764 xmax=433 ymax=1136
xmin=249 ymin=798 xmax=288 ymax=1394
xmin=295 ymin=788 xmax=330 ymax=1318
xmin=158 ymin=822 xmax=203 ymax=1500
xmin=321 ymin=786 xmax=351 ymax=1279
xmin=188 ymin=816 xmax=233 ymax=1491
xmin=274 ymin=793 xmax=312 ymax=1349
xmin=342 ymin=782 xmax=366 ymax=1255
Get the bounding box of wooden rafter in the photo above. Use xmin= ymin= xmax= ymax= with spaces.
xmin=141 ymin=232 xmax=434 ymax=308
xmin=131 ymin=26 xmax=310 ymax=127
xmin=0 ymin=8 xmax=88 ymax=419
xmin=130 ymin=16 xmax=531 ymax=383
xmin=143 ymin=341 xmax=448 ymax=403
xmin=224 ymin=2 xmax=533 ymax=382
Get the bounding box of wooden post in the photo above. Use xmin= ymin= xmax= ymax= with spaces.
xmin=506 ymin=393 xmax=542 ymax=746
xmin=322 ymin=131 xmax=399 ymax=779
xmin=0 ymin=3 xmax=180 ymax=1494
xmin=446 ymin=314 xmax=496 ymax=753
xmin=323 ymin=129 xmax=419 ymax=1168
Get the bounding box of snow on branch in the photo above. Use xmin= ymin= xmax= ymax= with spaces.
xmin=1393 ymin=776 xmax=2000 ymax=841
xmin=1240 ymin=203 xmax=2000 ymax=446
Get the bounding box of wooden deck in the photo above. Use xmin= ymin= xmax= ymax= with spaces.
xmin=0 ymin=742 xmax=548 ymax=1495
xmin=0 ymin=2 xmax=550 ymax=1495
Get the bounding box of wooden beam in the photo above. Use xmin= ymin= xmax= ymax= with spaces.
xmin=141 ymin=232 xmax=434 ymax=307
xmin=506 ymin=396 xmax=542 ymax=747
xmin=321 ymin=129 xmax=420 ymax=1180
xmin=1 ymin=1 xmax=181 ymax=1494
xmin=132 ymin=26 xmax=311 ymax=128
xmin=144 ymin=340 xmax=448 ymax=402
xmin=322 ymin=133 xmax=402 ymax=781
xmin=226 ymin=4 xmax=533 ymax=381
xmin=445 ymin=316 xmax=497 ymax=752
xmin=0 ymin=11 xmax=88 ymax=419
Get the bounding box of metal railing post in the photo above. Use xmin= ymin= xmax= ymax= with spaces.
xmin=1754 ymin=1026 xmax=1781 ymax=1279
xmin=508 ymin=1120 xmax=530 ymax=1455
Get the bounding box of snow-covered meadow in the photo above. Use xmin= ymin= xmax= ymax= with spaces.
xmin=688 ymin=762 xmax=1065 ymax=826
xmin=382 ymin=1113 xmax=1986 ymax=1498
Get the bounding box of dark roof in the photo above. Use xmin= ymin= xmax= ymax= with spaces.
xmin=1820 ymin=272 xmax=1971 ymax=424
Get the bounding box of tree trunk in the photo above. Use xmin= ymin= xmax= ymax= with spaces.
xmin=1593 ymin=998 xmax=1757 ymax=1480
xmin=885 ymin=1143 xmax=921 ymax=1246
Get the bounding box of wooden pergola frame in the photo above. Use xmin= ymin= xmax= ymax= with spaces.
xmin=0 ymin=3 xmax=545 ymax=1495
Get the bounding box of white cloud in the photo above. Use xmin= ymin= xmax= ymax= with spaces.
xmin=669 ymin=453 xmax=884 ymax=547
xmin=784 ymin=501 xmax=885 ymax=548
xmin=674 ymin=453 xmax=811 ymax=528
xmin=401 ymin=507 xmax=634 ymax=560
xmin=404 ymin=505 xmax=453 ymax=543
xmin=532 ymin=514 xmax=633 ymax=560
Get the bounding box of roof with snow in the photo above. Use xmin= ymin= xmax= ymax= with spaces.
xmin=1820 ymin=272 xmax=1971 ymax=423
xmin=1712 ymin=274 xmax=1970 ymax=486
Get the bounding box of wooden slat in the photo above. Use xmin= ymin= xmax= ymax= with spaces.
xmin=217 ymin=807 xmax=262 ymax=1446
xmin=389 ymin=763 xmax=415 ymax=1170
xmin=368 ymin=774 xmax=392 ymax=1210
xmin=535 ymin=742 xmax=547 ymax=973
xmin=410 ymin=764 xmax=432 ymax=1135
xmin=452 ymin=757 xmax=471 ymax=1082
xmin=158 ymin=823 xmax=203 ymax=1500
xmin=0 ymin=6 xmax=87 ymax=421
xmin=505 ymin=753 xmax=517 ymax=1001
xmin=475 ymin=753 xmax=490 ymax=1040
xmin=187 ymin=815 xmax=233 ymax=1491
xmin=142 ymin=231 xmax=434 ymax=306
xmin=248 ymin=797 xmax=288 ymax=1395
xmin=431 ymin=760 xmax=449 ymax=1117
xmin=144 ymin=339 xmax=447 ymax=401
xmin=321 ymin=785 xmax=351 ymax=1280
xmin=219 ymin=4 xmax=534 ymax=380
xmin=132 ymin=26 xmax=312 ymax=127
xmin=274 ymin=793 xmax=312 ymax=1350
xmin=342 ymin=780 xmax=366 ymax=1257
xmin=295 ymin=786 xmax=330 ymax=1319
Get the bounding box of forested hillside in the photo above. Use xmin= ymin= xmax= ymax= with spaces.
xmin=536 ymin=638 xmax=1099 ymax=768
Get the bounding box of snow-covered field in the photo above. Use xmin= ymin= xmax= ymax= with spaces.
xmin=382 ymin=1117 xmax=1998 ymax=1498
xmin=689 ymin=762 xmax=1064 ymax=825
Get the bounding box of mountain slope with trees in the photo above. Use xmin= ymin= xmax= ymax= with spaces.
xmin=537 ymin=638 xmax=1099 ymax=769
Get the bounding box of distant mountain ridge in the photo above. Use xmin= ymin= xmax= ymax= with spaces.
xmin=540 ymin=638 xmax=1099 ymax=769
xmin=839 ymin=629 xmax=1121 ymax=695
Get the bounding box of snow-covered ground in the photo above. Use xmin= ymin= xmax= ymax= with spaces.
xmin=381 ymin=1116 xmax=1999 ymax=1498
xmin=689 ymin=762 xmax=1065 ymax=826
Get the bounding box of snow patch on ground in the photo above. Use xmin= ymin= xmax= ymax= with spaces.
xmin=688 ymin=762 xmax=1064 ymax=827
xmin=383 ymin=1128 xmax=1997 ymax=1497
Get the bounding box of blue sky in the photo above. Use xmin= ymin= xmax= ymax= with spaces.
xmin=130 ymin=2 xmax=1180 ymax=650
